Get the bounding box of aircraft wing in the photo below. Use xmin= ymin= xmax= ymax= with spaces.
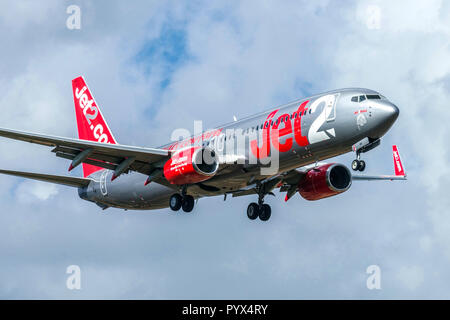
xmin=0 ymin=127 xmax=170 ymax=176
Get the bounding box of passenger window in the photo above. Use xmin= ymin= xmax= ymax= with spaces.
xmin=359 ymin=95 xmax=366 ymax=102
xmin=351 ymin=96 xmax=358 ymax=102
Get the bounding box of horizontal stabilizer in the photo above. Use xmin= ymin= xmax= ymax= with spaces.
xmin=352 ymin=145 xmax=407 ymax=181
xmin=0 ymin=169 xmax=92 ymax=188
xmin=352 ymin=174 xmax=407 ymax=181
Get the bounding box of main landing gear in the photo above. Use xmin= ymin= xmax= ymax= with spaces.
xmin=247 ymin=202 xmax=271 ymax=221
xmin=247 ymin=188 xmax=272 ymax=222
xmin=169 ymin=193 xmax=195 ymax=213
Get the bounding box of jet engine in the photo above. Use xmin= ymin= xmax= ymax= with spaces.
xmin=298 ymin=163 xmax=352 ymax=200
xmin=163 ymin=146 xmax=219 ymax=185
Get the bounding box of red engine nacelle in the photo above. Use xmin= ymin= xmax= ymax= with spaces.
xmin=298 ymin=163 xmax=352 ymax=201
xmin=163 ymin=146 xmax=219 ymax=185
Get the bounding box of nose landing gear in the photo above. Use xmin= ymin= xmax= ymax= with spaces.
xmin=351 ymin=157 xmax=366 ymax=172
xmin=351 ymin=137 xmax=381 ymax=172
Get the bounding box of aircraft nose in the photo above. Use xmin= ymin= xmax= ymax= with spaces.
xmin=368 ymin=101 xmax=399 ymax=138
xmin=379 ymin=102 xmax=399 ymax=124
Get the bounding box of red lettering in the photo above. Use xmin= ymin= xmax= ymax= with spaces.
xmin=271 ymin=113 xmax=293 ymax=152
xmin=250 ymin=109 xmax=278 ymax=159
xmin=294 ymin=100 xmax=309 ymax=147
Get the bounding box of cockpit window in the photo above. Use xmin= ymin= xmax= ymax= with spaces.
xmin=367 ymin=94 xmax=381 ymax=99
xmin=359 ymin=95 xmax=366 ymax=102
xmin=351 ymin=96 xmax=358 ymax=102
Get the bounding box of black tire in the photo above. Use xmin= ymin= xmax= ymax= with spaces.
xmin=247 ymin=203 xmax=259 ymax=220
xmin=358 ymin=160 xmax=366 ymax=172
xmin=181 ymin=195 xmax=195 ymax=213
xmin=259 ymin=204 xmax=272 ymax=221
xmin=169 ymin=194 xmax=182 ymax=211
xmin=351 ymin=160 xmax=360 ymax=171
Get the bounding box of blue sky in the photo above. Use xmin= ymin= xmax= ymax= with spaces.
xmin=0 ymin=0 xmax=449 ymax=298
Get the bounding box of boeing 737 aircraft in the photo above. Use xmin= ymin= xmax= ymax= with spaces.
xmin=0 ymin=76 xmax=406 ymax=221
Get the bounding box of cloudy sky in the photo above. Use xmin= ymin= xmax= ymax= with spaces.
xmin=0 ymin=0 xmax=449 ymax=299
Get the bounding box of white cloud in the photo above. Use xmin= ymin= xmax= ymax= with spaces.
xmin=396 ymin=265 xmax=425 ymax=291
xmin=15 ymin=181 xmax=59 ymax=202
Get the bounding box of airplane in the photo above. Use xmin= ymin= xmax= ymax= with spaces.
xmin=0 ymin=76 xmax=406 ymax=221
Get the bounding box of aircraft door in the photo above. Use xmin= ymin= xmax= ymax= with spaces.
xmin=325 ymin=93 xmax=339 ymax=122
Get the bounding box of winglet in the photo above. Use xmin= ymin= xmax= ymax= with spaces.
xmin=392 ymin=145 xmax=406 ymax=177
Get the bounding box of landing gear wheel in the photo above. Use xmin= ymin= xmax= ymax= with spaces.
xmin=351 ymin=160 xmax=360 ymax=171
xmin=169 ymin=194 xmax=182 ymax=211
xmin=358 ymin=160 xmax=366 ymax=172
xmin=247 ymin=203 xmax=259 ymax=220
xmin=259 ymin=204 xmax=272 ymax=221
xmin=181 ymin=195 xmax=195 ymax=213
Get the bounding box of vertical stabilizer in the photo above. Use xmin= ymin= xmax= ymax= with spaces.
xmin=71 ymin=76 xmax=117 ymax=177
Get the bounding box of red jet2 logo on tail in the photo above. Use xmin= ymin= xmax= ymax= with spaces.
xmin=72 ymin=76 xmax=117 ymax=145
xmin=72 ymin=76 xmax=117 ymax=177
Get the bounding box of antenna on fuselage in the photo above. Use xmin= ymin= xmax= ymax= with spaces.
xmin=233 ymin=115 xmax=237 ymax=122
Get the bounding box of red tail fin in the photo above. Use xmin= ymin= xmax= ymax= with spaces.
xmin=72 ymin=76 xmax=117 ymax=178
xmin=392 ymin=145 xmax=406 ymax=176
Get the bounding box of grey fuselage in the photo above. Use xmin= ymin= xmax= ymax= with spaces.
xmin=79 ymin=88 xmax=399 ymax=210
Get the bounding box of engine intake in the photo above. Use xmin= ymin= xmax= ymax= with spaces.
xmin=298 ymin=163 xmax=352 ymax=201
xmin=163 ymin=146 xmax=219 ymax=185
